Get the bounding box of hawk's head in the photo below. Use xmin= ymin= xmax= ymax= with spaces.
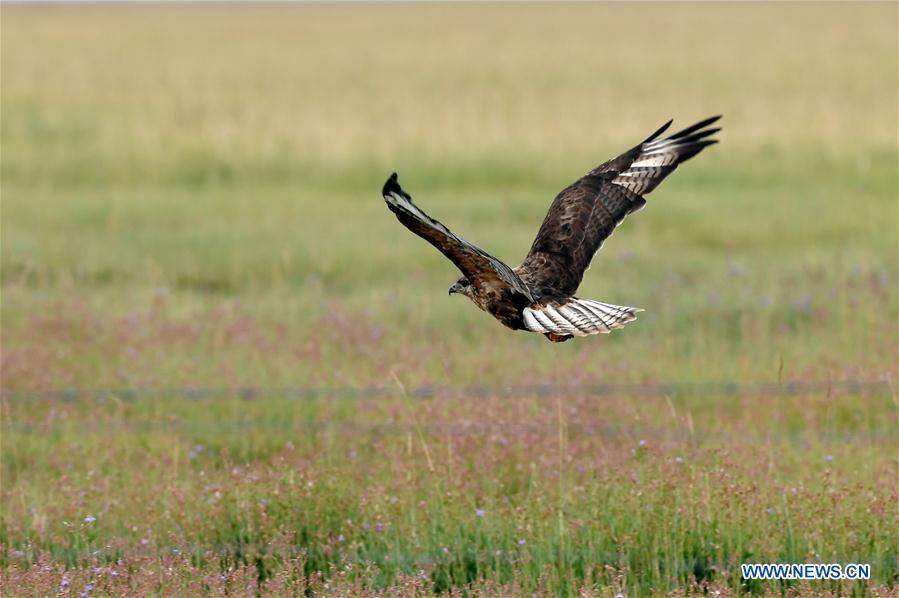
xmin=448 ymin=277 xmax=473 ymax=298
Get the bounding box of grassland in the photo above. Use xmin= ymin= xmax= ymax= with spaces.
xmin=1 ymin=3 xmax=897 ymax=595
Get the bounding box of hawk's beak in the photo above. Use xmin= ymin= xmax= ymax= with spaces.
xmin=448 ymin=282 xmax=462 ymax=296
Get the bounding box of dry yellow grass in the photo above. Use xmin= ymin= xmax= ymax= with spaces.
xmin=2 ymin=3 xmax=895 ymax=178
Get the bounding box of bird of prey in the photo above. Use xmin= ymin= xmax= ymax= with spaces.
xmin=382 ymin=116 xmax=720 ymax=342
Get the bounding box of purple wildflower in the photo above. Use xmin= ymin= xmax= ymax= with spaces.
xmin=83 ymin=515 xmax=96 ymax=524
xmin=475 ymin=509 xmax=486 ymax=518
xmin=793 ymin=294 xmax=812 ymax=314
xmin=517 ymin=539 xmax=526 ymax=545
xmin=259 ymin=498 xmax=269 ymax=506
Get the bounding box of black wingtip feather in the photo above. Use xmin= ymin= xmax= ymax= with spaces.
xmin=671 ymin=127 xmax=721 ymax=146
xmin=382 ymin=172 xmax=406 ymax=198
xmin=644 ymin=119 xmax=673 ymax=143
xmin=671 ymin=139 xmax=719 ymax=164
xmin=668 ymin=115 xmax=722 ymax=140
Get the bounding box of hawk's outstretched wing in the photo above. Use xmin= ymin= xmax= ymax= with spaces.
xmin=382 ymin=173 xmax=534 ymax=301
xmin=516 ymin=116 xmax=721 ymax=299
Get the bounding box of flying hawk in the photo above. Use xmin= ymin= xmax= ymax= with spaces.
xmin=382 ymin=116 xmax=720 ymax=342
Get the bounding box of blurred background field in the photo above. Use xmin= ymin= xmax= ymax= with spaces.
xmin=1 ymin=3 xmax=896 ymax=595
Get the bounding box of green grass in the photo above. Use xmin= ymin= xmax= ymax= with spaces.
xmin=1 ymin=3 xmax=897 ymax=595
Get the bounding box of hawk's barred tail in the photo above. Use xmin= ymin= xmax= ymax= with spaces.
xmin=522 ymin=299 xmax=641 ymax=337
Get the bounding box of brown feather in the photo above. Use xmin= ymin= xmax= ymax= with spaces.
xmin=383 ymin=174 xmax=534 ymax=329
xmin=516 ymin=116 xmax=720 ymax=300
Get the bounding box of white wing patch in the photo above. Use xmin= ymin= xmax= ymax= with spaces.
xmin=523 ymin=299 xmax=642 ymax=337
xmin=384 ymin=190 xmax=430 ymax=222
xmin=612 ymin=121 xmax=719 ymax=195
xmin=630 ymin=154 xmax=674 ymax=168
